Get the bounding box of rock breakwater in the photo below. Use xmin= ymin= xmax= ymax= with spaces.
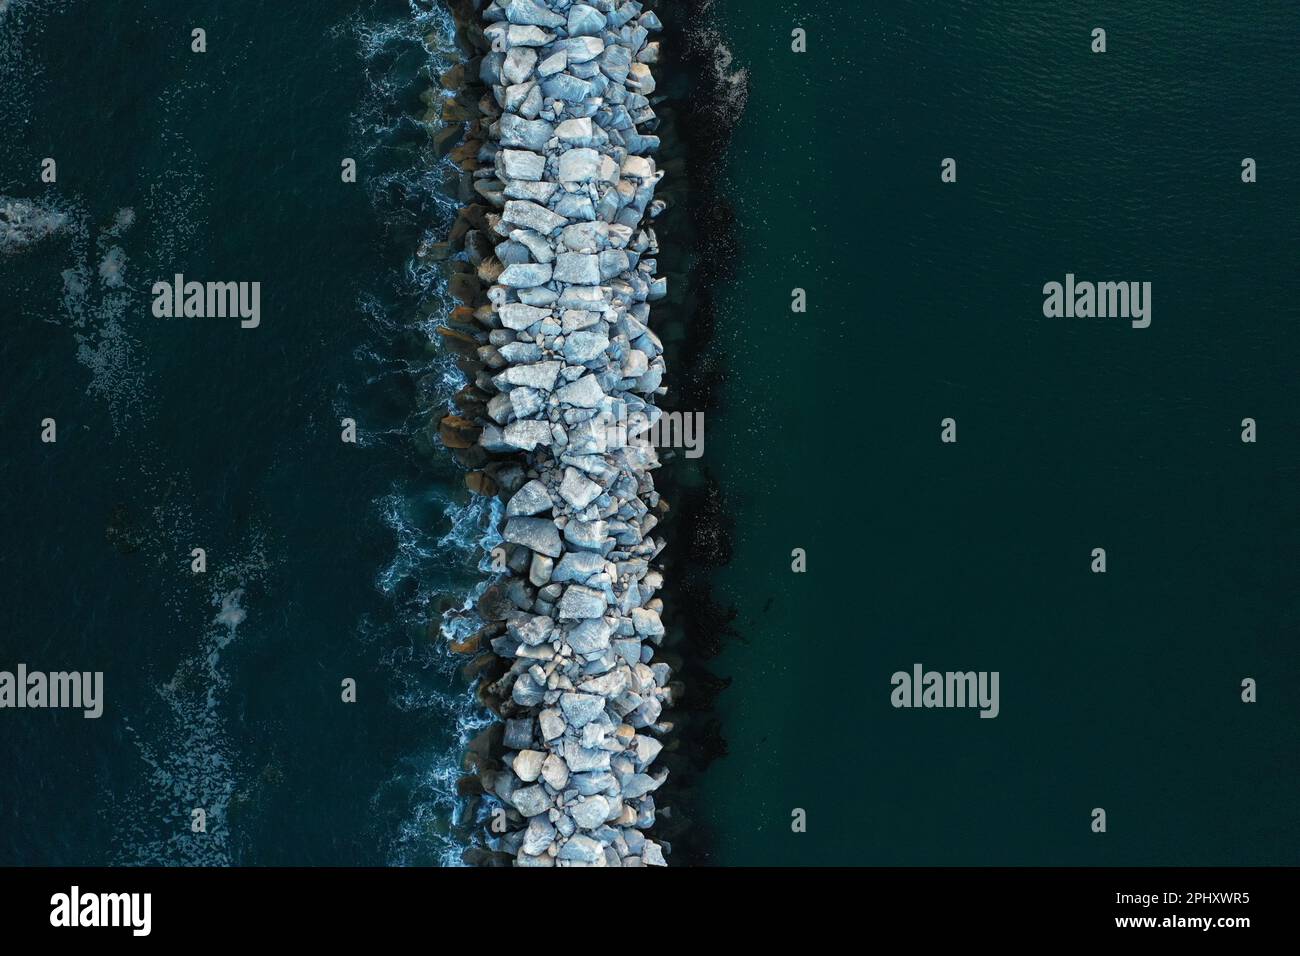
xmin=432 ymin=0 xmax=675 ymax=867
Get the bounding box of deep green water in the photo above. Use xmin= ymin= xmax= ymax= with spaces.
xmin=1 ymin=0 xmax=1296 ymax=867
xmin=694 ymin=1 xmax=1299 ymax=864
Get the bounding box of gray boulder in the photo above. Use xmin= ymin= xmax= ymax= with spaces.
xmin=507 ymin=478 xmax=553 ymax=516
xmin=503 ymin=419 xmax=553 ymax=450
xmin=510 ymin=784 xmax=551 ymax=817
xmin=567 ymin=4 xmax=607 ymax=36
xmin=553 ymin=252 xmax=601 ymax=283
xmin=500 ymin=149 xmax=545 ymax=181
xmin=559 ymin=584 xmax=607 ymax=619
xmin=503 ymin=199 xmax=567 ymax=235
xmin=504 ymin=516 xmax=563 ymax=557
xmin=555 ymin=374 xmax=605 ymax=408
xmin=560 ymin=691 xmax=606 ymax=728
xmin=557 ymin=148 xmax=601 ymax=183
xmin=563 ymin=329 xmax=609 ymax=363
xmin=498 ymin=261 xmax=552 ymax=288
xmin=503 ymin=0 xmax=565 ymax=29
xmin=497 ymin=360 xmax=562 ymax=391
xmin=557 ymin=835 xmax=603 ymax=864
xmin=559 ymin=467 xmax=602 ymax=508
xmin=571 ymin=795 xmax=610 ymax=829
xmin=512 ymin=749 xmax=546 ymax=782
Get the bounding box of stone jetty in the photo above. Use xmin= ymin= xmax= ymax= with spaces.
xmin=433 ymin=0 xmax=674 ymax=866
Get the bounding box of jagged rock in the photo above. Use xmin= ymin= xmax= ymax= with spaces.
xmin=571 ymin=795 xmax=610 ymax=829
xmin=540 ymin=752 xmax=569 ymax=789
xmin=500 ymin=149 xmax=545 ymax=181
xmin=565 ymin=616 xmax=614 ymax=654
xmin=559 ymin=691 xmax=605 ymax=728
xmin=562 ymin=329 xmax=609 ymax=363
xmin=555 ymin=116 xmax=596 ymax=146
xmin=502 ymin=198 xmax=567 ymax=234
xmin=509 ymin=614 xmax=554 ymax=646
xmin=522 ymin=817 xmax=556 ymax=855
xmin=538 ymin=707 xmax=566 ymax=741
xmin=503 ymin=516 xmax=563 ymax=557
xmin=529 ymin=553 xmax=554 ymax=586
xmin=507 ymin=478 xmax=553 ymax=516
xmin=567 ymin=4 xmax=607 ymax=36
xmin=557 ymin=148 xmax=601 ymax=183
xmin=503 ymin=0 xmax=565 ymax=30
xmin=559 ymin=467 xmax=602 ymax=508
xmin=557 ymin=835 xmax=603 ymax=864
xmin=499 ymin=113 xmax=553 ymax=151
xmin=556 ymin=35 xmax=604 ymax=64
xmin=631 ymin=607 xmax=664 ymax=637
xmin=553 ymin=252 xmax=601 ymax=283
xmin=559 ymin=584 xmax=607 ymax=619
xmin=502 ymin=47 xmax=538 ymax=85
xmin=498 ymin=261 xmax=553 ymax=287
xmin=503 ymin=419 xmax=554 ymax=450
xmin=554 ymin=374 xmax=605 ymax=408
xmin=496 ymin=360 xmax=562 ymax=391
xmin=542 ymin=73 xmax=593 ymax=103
xmin=498 ymin=301 xmax=550 ymax=330
xmin=538 ymin=50 xmax=568 ymax=77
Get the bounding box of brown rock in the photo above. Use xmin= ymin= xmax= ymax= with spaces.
xmin=433 ymin=124 xmax=464 ymax=157
xmin=439 ymin=414 xmax=481 ymax=449
xmin=449 ymin=139 xmax=481 ymax=170
xmin=449 ymin=272 xmax=480 ymax=305
xmin=464 ymin=471 xmax=498 ymax=497
xmin=448 ymin=630 xmax=483 ymax=655
xmin=441 ymin=98 xmax=475 ymax=123
xmin=439 ymin=63 xmax=465 ymax=90
xmin=436 ymin=325 xmax=481 ymax=357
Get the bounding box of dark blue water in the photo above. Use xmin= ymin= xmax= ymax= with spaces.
xmin=695 ymin=0 xmax=1300 ymax=864
xmin=3 ymin=0 xmax=1297 ymax=868
xmin=1 ymin=0 xmax=485 ymax=865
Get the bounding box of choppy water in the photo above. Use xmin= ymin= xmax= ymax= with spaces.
xmin=0 ymin=0 xmax=491 ymax=866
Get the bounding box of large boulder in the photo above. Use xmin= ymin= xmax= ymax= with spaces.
xmin=503 ymin=516 xmax=563 ymax=557
xmin=560 ymin=691 xmax=606 ymax=728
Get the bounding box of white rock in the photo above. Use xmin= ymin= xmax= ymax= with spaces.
xmin=553 ymin=252 xmax=601 ymax=284
xmin=500 ymin=149 xmax=545 ymax=181
xmin=559 ymin=467 xmax=602 ymax=508
xmin=571 ymin=795 xmax=610 ymax=829
xmin=558 ymin=148 xmax=602 ymax=183
xmin=512 ymin=749 xmax=546 ymax=782
xmin=506 ymin=479 xmax=552 ymax=516
xmin=560 ymin=691 xmax=606 ymax=727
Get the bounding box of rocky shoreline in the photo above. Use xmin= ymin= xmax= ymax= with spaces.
xmin=429 ymin=0 xmax=674 ymax=867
